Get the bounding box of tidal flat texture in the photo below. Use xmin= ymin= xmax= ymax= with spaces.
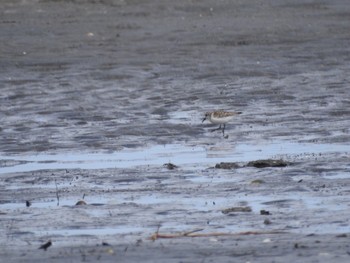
xmin=1 ymin=0 xmax=350 ymax=262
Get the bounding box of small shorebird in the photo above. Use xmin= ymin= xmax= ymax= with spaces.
xmin=202 ymin=110 xmax=242 ymax=135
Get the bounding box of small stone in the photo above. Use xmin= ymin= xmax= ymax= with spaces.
xmin=215 ymin=162 xmax=240 ymax=169
xmin=75 ymin=200 xmax=87 ymax=206
xmin=39 ymin=240 xmax=52 ymax=251
xmin=260 ymin=209 xmax=270 ymax=215
xmin=222 ymin=206 xmax=252 ymax=214
xmin=163 ymin=163 xmax=178 ymax=170
xmin=264 ymin=219 xmax=271 ymax=225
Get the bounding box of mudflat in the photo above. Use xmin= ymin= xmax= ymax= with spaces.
xmin=1 ymin=0 xmax=350 ymax=262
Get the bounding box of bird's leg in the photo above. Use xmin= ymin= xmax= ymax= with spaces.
xmin=210 ymin=124 xmax=222 ymax=132
xmin=222 ymin=124 xmax=226 ymax=135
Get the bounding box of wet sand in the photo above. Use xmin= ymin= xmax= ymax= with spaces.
xmin=1 ymin=0 xmax=350 ymax=262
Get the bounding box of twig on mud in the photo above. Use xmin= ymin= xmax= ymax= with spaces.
xmin=155 ymin=223 xmax=161 ymax=235
xmin=54 ymin=179 xmax=60 ymax=206
xmin=183 ymin=228 xmax=204 ymax=236
xmin=149 ymin=230 xmax=285 ymax=241
xmin=150 ymin=223 xmax=162 ymax=242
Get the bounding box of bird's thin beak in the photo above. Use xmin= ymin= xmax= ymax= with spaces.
xmin=202 ymin=117 xmax=206 ymax=123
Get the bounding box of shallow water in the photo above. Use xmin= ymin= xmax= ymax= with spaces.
xmin=1 ymin=141 xmax=349 ymax=174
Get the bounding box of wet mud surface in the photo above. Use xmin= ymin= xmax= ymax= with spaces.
xmin=1 ymin=0 xmax=350 ymax=262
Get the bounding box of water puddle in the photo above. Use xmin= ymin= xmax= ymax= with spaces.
xmin=33 ymin=226 xmax=146 ymax=237
xmin=323 ymin=172 xmax=350 ymax=180
xmin=0 ymin=141 xmax=349 ymax=174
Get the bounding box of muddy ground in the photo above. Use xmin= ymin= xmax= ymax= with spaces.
xmin=1 ymin=0 xmax=350 ymax=262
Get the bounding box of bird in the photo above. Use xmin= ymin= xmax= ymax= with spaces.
xmin=202 ymin=110 xmax=242 ymax=135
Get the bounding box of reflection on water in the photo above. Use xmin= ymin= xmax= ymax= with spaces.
xmin=0 ymin=141 xmax=349 ymax=174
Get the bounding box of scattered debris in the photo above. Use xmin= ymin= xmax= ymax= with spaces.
xmin=335 ymin=233 xmax=347 ymax=238
xmin=215 ymin=162 xmax=240 ymax=169
xmin=222 ymin=206 xmax=252 ymax=214
xmin=149 ymin=229 xmax=285 ymax=241
xmin=260 ymin=209 xmax=270 ymax=215
xmin=264 ymin=219 xmax=272 ymax=225
xmin=54 ymin=179 xmax=60 ymax=206
xmin=39 ymin=240 xmax=52 ymax=251
xmin=163 ymin=163 xmax=178 ymax=170
xmin=246 ymin=159 xmax=289 ymax=168
xmin=294 ymin=243 xmax=308 ymax=249
xmin=251 ymin=179 xmax=265 ymax=184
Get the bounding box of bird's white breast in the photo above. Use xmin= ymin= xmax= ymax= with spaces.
xmin=209 ymin=115 xmax=234 ymax=124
